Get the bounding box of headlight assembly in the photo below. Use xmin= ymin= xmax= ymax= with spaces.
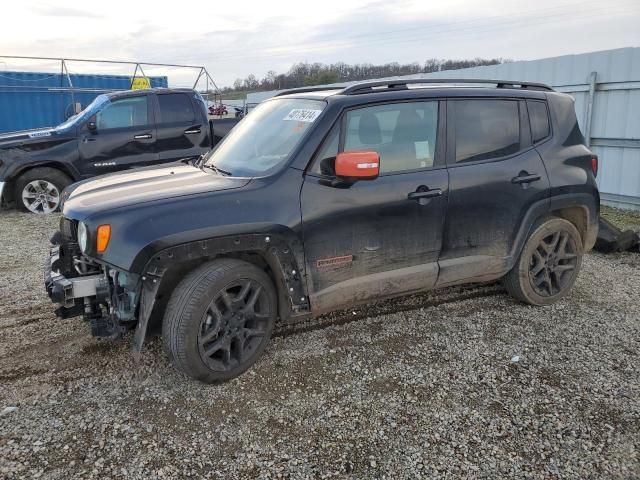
xmin=77 ymin=222 xmax=88 ymax=253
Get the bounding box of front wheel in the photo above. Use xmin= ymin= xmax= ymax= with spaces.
xmin=503 ymin=217 xmax=583 ymax=306
xmin=15 ymin=167 xmax=71 ymax=214
xmin=162 ymin=259 xmax=277 ymax=383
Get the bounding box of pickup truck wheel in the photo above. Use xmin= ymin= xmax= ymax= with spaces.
xmin=503 ymin=217 xmax=582 ymax=306
xmin=162 ymin=259 xmax=277 ymax=383
xmin=15 ymin=168 xmax=71 ymax=214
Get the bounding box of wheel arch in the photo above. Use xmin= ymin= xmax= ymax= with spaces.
xmin=135 ymin=233 xmax=310 ymax=348
xmin=548 ymin=193 xmax=599 ymax=251
xmin=549 ymin=205 xmax=588 ymax=248
xmin=5 ymin=162 xmax=79 ymax=204
xmin=508 ymin=192 xmax=598 ymax=273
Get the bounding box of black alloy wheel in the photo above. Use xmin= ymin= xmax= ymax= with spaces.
xmin=528 ymin=230 xmax=579 ymax=297
xmin=503 ymin=217 xmax=583 ymax=306
xmin=198 ymin=278 xmax=272 ymax=372
xmin=163 ymin=259 xmax=277 ymax=383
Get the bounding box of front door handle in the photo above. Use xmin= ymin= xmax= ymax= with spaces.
xmin=511 ymin=173 xmax=541 ymax=184
xmin=408 ymin=187 xmax=442 ymax=205
xmin=184 ymin=128 xmax=201 ymax=135
xmin=408 ymin=188 xmax=442 ymax=200
xmin=134 ymin=133 xmax=153 ymax=140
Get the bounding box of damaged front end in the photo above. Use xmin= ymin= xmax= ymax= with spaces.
xmin=44 ymin=217 xmax=141 ymax=339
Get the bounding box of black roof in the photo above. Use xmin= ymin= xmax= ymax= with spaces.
xmin=106 ymin=87 xmax=196 ymax=99
xmin=274 ymin=78 xmax=554 ymax=101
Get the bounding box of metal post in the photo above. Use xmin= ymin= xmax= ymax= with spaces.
xmin=203 ymin=68 xmax=221 ymax=96
xmin=137 ymin=64 xmax=150 ymax=89
xmin=60 ymin=60 xmax=64 ymax=119
xmin=584 ymin=71 xmax=597 ymax=148
xmin=61 ymin=59 xmax=75 ymax=117
xmin=137 ymin=64 xmax=148 ymax=80
xmin=193 ymin=67 xmax=204 ymax=89
xmin=130 ymin=64 xmax=139 ymax=89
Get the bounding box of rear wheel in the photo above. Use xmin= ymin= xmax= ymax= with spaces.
xmin=14 ymin=167 xmax=72 ymax=214
xmin=162 ymin=259 xmax=277 ymax=383
xmin=503 ymin=217 xmax=582 ymax=305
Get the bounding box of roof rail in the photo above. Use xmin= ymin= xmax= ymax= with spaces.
xmin=273 ymin=85 xmax=346 ymax=97
xmin=340 ymin=78 xmax=554 ymax=95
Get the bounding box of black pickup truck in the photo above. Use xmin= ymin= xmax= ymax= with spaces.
xmin=0 ymin=88 xmax=230 ymax=213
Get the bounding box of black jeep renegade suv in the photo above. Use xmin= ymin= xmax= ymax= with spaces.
xmin=45 ymin=79 xmax=599 ymax=383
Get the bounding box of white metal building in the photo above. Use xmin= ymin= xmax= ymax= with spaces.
xmin=248 ymin=47 xmax=640 ymax=209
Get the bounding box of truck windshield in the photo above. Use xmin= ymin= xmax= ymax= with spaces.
xmin=55 ymin=94 xmax=111 ymax=131
xmin=203 ymin=98 xmax=326 ymax=177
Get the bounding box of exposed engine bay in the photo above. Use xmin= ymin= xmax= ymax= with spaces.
xmin=45 ymin=217 xmax=139 ymax=338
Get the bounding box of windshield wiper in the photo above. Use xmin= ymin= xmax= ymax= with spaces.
xmin=180 ymin=155 xmax=201 ymax=166
xmin=200 ymin=162 xmax=232 ymax=176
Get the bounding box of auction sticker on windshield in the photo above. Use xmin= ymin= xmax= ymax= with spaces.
xmin=283 ymin=109 xmax=322 ymax=122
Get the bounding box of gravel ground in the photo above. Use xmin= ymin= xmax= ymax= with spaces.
xmin=0 ymin=209 xmax=639 ymax=479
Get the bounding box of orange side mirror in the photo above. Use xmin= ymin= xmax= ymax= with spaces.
xmin=335 ymin=151 xmax=380 ymax=179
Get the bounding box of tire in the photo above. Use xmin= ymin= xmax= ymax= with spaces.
xmin=162 ymin=258 xmax=277 ymax=383
xmin=14 ymin=167 xmax=72 ymax=214
xmin=503 ymin=217 xmax=583 ymax=306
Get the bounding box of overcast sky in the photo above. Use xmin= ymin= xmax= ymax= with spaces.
xmin=1 ymin=0 xmax=639 ymax=88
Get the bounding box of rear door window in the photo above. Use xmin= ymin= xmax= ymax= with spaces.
xmin=452 ymin=100 xmax=520 ymax=163
xmin=157 ymin=93 xmax=196 ymax=123
xmin=527 ymin=100 xmax=551 ymax=143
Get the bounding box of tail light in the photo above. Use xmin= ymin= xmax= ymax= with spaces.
xmin=591 ymin=155 xmax=598 ymax=177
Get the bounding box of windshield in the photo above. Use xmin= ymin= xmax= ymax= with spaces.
xmin=203 ymin=98 xmax=326 ymax=177
xmin=55 ymin=94 xmax=111 ymax=131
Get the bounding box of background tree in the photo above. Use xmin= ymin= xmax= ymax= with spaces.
xmin=219 ymin=58 xmax=509 ymax=95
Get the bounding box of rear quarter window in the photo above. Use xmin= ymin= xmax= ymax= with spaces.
xmin=527 ymin=100 xmax=551 ymax=143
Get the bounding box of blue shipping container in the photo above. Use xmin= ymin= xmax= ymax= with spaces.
xmin=0 ymin=71 xmax=168 ymax=133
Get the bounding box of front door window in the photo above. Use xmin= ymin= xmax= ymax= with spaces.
xmin=96 ymin=96 xmax=148 ymax=130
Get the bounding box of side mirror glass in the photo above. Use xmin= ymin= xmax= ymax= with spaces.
xmin=335 ymin=151 xmax=380 ymax=179
xmin=87 ymin=118 xmax=97 ymax=132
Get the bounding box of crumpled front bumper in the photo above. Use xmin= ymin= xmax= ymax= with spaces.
xmin=44 ymin=244 xmax=107 ymax=317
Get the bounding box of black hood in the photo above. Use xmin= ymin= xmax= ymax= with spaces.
xmin=62 ymin=163 xmax=251 ymax=220
xmin=0 ymin=128 xmax=77 ymax=174
xmin=0 ymin=127 xmax=63 ymax=147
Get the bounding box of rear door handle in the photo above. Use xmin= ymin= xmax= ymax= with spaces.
xmin=511 ymin=173 xmax=541 ymax=184
xmin=134 ymin=133 xmax=153 ymax=140
xmin=184 ymin=128 xmax=201 ymax=135
xmin=408 ymin=188 xmax=442 ymax=200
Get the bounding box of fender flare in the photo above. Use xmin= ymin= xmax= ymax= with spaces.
xmin=131 ymin=232 xmax=309 ymax=353
xmin=5 ymin=161 xmax=80 ymax=186
xmin=509 ymin=192 xmax=598 ymax=272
